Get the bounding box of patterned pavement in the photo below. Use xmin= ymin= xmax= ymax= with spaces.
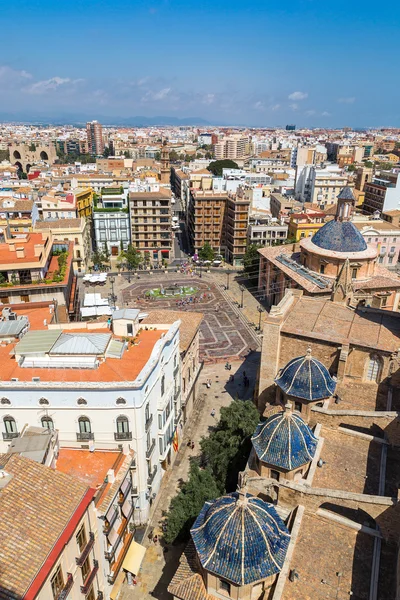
xmin=121 ymin=276 xmax=259 ymax=362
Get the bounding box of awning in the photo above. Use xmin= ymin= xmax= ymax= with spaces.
xmin=122 ymin=540 xmax=146 ymax=575
xmin=110 ymin=571 xmax=125 ymax=600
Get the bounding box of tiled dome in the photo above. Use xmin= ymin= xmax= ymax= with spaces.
xmin=275 ymin=350 xmax=336 ymax=401
xmin=252 ymin=410 xmax=318 ymax=470
xmin=191 ymin=492 xmax=290 ymax=585
xmin=311 ymin=219 xmax=367 ymax=253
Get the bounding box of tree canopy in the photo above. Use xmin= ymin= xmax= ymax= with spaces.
xmin=122 ymin=244 xmax=142 ymax=270
xmin=164 ymin=399 xmax=259 ymax=544
xmin=208 ymin=159 xmax=239 ymax=176
xmin=198 ymin=242 xmax=215 ymax=262
xmin=0 ymin=149 xmax=10 ymax=162
xmin=243 ymin=244 xmax=261 ymax=285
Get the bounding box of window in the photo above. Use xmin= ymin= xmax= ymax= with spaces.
xmin=4 ymin=416 xmax=17 ymax=435
xmin=81 ymin=555 xmax=91 ymax=583
xmin=161 ymin=375 xmax=165 ymax=396
xmin=294 ymin=401 xmax=302 ymax=413
xmin=158 ymin=414 xmax=162 ymax=429
xmin=145 ymin=403 xmax=150 ymax=421
xmin=76 ymin=524 xmax=87 ymax=553
xmin=116 ymin=415 xmax=129 ymax=434
xmin=41 ymin=416 xmax=54 ymax=430
xmin=79 ymin=416 xmax=91 ymax=433
xmin=159 ymin=437 xmax=163 ymax=455
xmin=389 ymin=257 xmax=393 ymax=264
xmin=367 ymin=237 xmax=372 ymax=243
xmin=116 ymin=397 xmax=126 ymax=405
xmin=366 ymin=355 xmax=381 ymax=382
xmin=270 ymin=469 xmax=280 ymax=481
xmin=77 ymin=397 xmax=87 ymax=405
xmin=320 ymin=264 xmax=325 ymax=274
xmin=0 ymin=397 xmax=10 ymax=405
xmin=219 ymin=579 xmax=231 ymax=594
xmin=76 ymin=250 xmax=81 ymax=259
xmin=20 ymin=294 xmax=29 ymax=303
xmin=75 ymin=238 xmax=79 ymax=244
xmin=39 ymin=397 xmax=49 ymax=405
xmin=51 ymin=565 xmax=64 ymax=599
xmin=381 ymin=296 xmax=387 ymax=307
xmin=351 ymin=268 xmax=357 ymax=279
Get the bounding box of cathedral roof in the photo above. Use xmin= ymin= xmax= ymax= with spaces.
xmin=252 ymin=410 xmax=318 ymax=470
xmin=191 ymin=492 xmax=290 ymax=585
xmin=337 ymin=186 xmax=356 ymax=200
xmin=311 ymin=219 xmax=367 ymax=253
xmin=275 ymin=350 xmax=336 ymax=401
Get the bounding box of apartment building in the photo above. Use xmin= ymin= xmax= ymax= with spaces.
xmin=0 ymin=453 xmax=105 ymax=600
xmin=0 ymin=309 xmax=182 ymax=524
xmin=0 ymin=197 xmax=39 ymax=233
xmin=86 ymin=121 xmax=104 ymax=156
xmin=363 ymin=172 xmax=400 ymax=214
xmin=247 ymin=215 xmax=288 ymax=247
xmin=35 ymin=217 xmax=91 ymax=273
xmin=225 ymin=189 xmax=250 ymax=265
xmin=352 ymin=217 xmax=400 ymax=268
xmin=129 ymin=188 xmax=173 ymax=263
xmin=93 ymin=188 xmax=130 ymax=256
xmin=287 ymin=209 xmax=327 ymax=241
xmin=213 ymin=135 xmax=250 ymax=160
xmin=188 ymin=190 xmax=227 ymax=255
xmin=270 ymin=193 xmax=300 ymax=219
xmin=295 ymin=165 xmax=351 ymax=206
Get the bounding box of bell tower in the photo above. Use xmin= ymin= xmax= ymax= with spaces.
xmin=160 ymin=141 xmax=170 ymax=184
xmin=335 ymin=186 xmax=356 ymax=222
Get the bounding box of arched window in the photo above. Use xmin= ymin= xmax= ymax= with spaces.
xmin=1 ymin=397 xmax=10 ymax=405
xmin=78 ymin=416 xmax=91 ymax=433
xmin=116 ymin=397 xmax=126 ymax=405
xmin=161 ymin=375 xmax=165 ymax=396
xmin=3 ymin=416 xmax=17 ymax=437
xmin=366 ymin=355 xmax=381 ymax=382
xmin=39 ymin=397 xmax=49 ymax=405
xmin=41 ymin=416 xmax=54 ymax=430
xmin=116 ymin=415 xmax=129 ymax=434
xmin=77 ymin=397 xmax=87 ymax=405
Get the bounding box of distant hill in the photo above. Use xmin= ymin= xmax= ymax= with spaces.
xmin=0 ymin=112 xmax=214 ymax=127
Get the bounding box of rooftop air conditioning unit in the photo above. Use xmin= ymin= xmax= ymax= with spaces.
xmin=32 ymin=377 xmax=40 ymax=383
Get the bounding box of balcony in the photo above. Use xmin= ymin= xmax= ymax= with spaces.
xmin=174 ymin=365 xmax=179 ymax=378
xmin=131 ymin=486 xmax=138 ymax=496
xmin=145 ymin=413 xmax=153 ymax=431
xmin=114 ymin=431 xmax=133 ymax=441
xmin=75 ymin=532 xmax=95 ymax=566
xmin=2 ymin=431 xmax=18 ymax=441
xmin=104 ymin=507 xmax=134 ymax=562
xmin=146 ymin=438 xmax=156 ymax=459
xmin=103 ymin=508 xmax=119 ymax=536
xmin=77 ymin=432 xmax=94 ymax=441
xmin=174 ymin=410 xmax=182 ymax=425
xmin=80 ymin=560 xmax=99 ymax=595
xmin=55 ymin=573 xmax=73 ymax=600
xmin=174 ymin=386 xmax=181 ymax=401
xmin=147 ymin=466 xmax=157 ymax=486
xmin=118 ymin=480 xmax=132 ymax=505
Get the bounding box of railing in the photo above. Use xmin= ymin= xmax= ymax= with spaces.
xmin=76 ymin=432 xmax=95 ymax=441
xmin=2 ymin=431 xmax=18 ymax=441
xmin=147 ymin=466 xmax=157 ymax=486
xmin=104 ymin=506 xmax=134 ymax=561
xmin=103 ymin=507 xmax=119 ymax=536
xmin=114 ymin=431 xmax=132 ymax=441
xmin=75 ymin=532 xmax=95 ymax=566
xmin=145 ymin=413 xmax=153 ymax=431
xmin=80 ymin=560 xmax=99 ymax=594
xmin=118 ymin=480 xmax=132 ymax=505
xmin=146 ymin=438 xmax=156 ymax=459
xmin=56 ymin=573 xmax=73 ymax=600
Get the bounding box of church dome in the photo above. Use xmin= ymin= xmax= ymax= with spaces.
xmin=252 ymin=410 xmax=318 ymax=470
xmin=311 ymin=219 xmax=367 ymax=253
xmin=191 ymin=492 xmax=290 ymax=585
xmin=275 ymin=350 xmax=336 ymax=401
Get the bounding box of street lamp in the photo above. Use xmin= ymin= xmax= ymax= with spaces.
xmin=199 ymin=263 xmax=202 ymax=279
xmin=109 ymin=275 xmax=117 ymax=308
xmin=257 ymin=306 xmax=264 ymax=331
xmin=226 ymin=272 xmax=230 ymax=290
xmin=240 ymin=285 xmax=245 ymax=308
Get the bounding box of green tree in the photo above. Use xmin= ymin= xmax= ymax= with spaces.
xmin=164 ymin=463 xmax=220 ymax=544
xmin=364 ymin=160 xmax=374 ymax=168
xmin=92 ymin=250 xmax=105 ymax=269
xmin=123 ymin=244 xmax=142 ymax=271
xmin=243 ymin=244 xmax=261 ymax=284
xmin=103 ymin=242 xmax=110 ymax=261
xmin=154 ymin=152 xmax=161 ymax=161
xmin=198 ymin=242 xmax=215 ymax=262
xmin=200 ymin=400 xmax=259 ymax=493
xmin=103 ymin=146 xmax=111 ymax=158
xmin=29 ymin=143 xmax=37 ymax=152
xmin=123 ymin=150 xmax=132 ymax=159
xmin=208 ymin=159 xmax=239 ymax=177
xmin=347 ymin=164 xmax=356 ymax=172
xmin=169 ymin=150 xmax=180 ymax=163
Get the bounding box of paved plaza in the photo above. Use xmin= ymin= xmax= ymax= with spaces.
xmin=121 ymin=274 xmax=260 ymax=362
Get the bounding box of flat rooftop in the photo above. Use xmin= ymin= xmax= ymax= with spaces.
xmin=313 ymin=427 xmax=382 ymax=495
xmin=56 ymin=448 xmax=122 ymax=488
xmin=281 ymin=512 xmax=374 ymax=600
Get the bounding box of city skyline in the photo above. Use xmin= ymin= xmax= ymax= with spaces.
xmin=1 ymin=0 xmax=400 ymax=128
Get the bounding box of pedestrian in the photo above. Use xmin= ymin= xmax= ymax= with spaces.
xmin=211 ymin=408 xmax=216 ymax=418
xmin=243 ymin=371 xmax=246 ymax=378
xmin=191 ymin=441 xmax=195 ymax=450
xmin=153 ymin=535 xmax=158 ymax=544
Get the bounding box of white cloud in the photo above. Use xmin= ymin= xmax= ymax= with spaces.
xmin=203 ymin=94 xmax=215 ymax=105
xmin=305 ymin=109 xmax=316 ymax=116
xmin=142 ymin=87 xmax=172 ymax=102
xmin=289 ymin=103 xmax=298 ymax=111
xmin=271 ymin=103 xmax=281 ymax=111
xmin=337 ymin=97 xmax=355 ymax=104
xmin=253 ymin=101 xmax=264 ymax=110
xmin=322 ymin=111 xmax=331 ymax=116
xmin=0 ymin=66 xmax=32 ymax=92
xmin=288 ymin=91 xmax=308 ymax=101
xmin=25 ymin=77 xmax=83 ymax=95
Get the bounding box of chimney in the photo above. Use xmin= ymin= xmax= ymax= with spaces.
xmin=34 ymin=244 xmax=42 ymax=257
xmin=107 ymin=469 xmax=115 ymax=484
xmin=16 ymin=247 xmax=25 ymax=259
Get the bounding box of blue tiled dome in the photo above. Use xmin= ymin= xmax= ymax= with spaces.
xmin=191 ymin=492 xmax=290 ymax=585
xmin=275 ymin=350 xmax=336 ymax=401
xmin=252 ymin=410 xmax=318 ymax=470
xmin=312 ymin=219 xmax=367 ymax=253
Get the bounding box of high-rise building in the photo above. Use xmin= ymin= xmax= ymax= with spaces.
xmin=86 ymin=120 xmax=104 ymax=155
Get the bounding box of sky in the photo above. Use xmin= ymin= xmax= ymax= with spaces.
xmin=1 ymin=0 xmax=400 ymax=127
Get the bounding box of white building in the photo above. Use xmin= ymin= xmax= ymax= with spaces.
xmin=0 ymin=309 xmax=182 ymax=523
xmin=93 ymin=188 xmax=131 ymax=255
